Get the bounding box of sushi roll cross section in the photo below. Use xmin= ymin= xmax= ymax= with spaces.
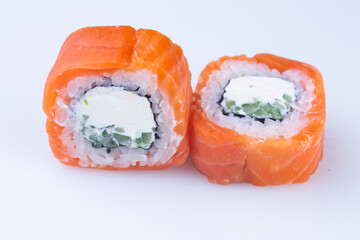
xmin=190 ymin=54 xmax=325 ymax=186
xmin=43 ymin=26 xmax=192 ymax=169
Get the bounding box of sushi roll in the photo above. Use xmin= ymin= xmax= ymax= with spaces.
xmin=43 ymin=26 xmax=192 ymax=169
xmin=190 ymin=54 xmax=325 ymax=185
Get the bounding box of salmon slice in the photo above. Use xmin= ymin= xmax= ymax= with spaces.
xmin=190 ymin=54 xmax=325 ymax=185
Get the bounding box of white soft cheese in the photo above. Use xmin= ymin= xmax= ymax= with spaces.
xmin=74 ymin=87 xmax=156 ymax=141
xmin=221 ymin=76 xmax=296 ymax=116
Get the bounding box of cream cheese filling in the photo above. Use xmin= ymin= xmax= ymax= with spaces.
xmin=74 ymin=86 xmax=157 ymax=149
xmin=221 ymin=76 xmax=296 ymax=119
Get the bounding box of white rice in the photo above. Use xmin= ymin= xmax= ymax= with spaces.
xmin=200 ymin=60 xmax=315 ymax=138
xmin=54 ymin=70 xmax=182 ymax=168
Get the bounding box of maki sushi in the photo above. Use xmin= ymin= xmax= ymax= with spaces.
xmin=190 ymin=54 xmax=325 ymax=185
xmin=43 ymin=26 xmax=192 ymax=169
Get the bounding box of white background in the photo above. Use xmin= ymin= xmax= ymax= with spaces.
xmin=1 ymin=0 xmax=359 ymax=239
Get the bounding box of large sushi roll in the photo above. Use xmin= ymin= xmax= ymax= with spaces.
xmin=190 ymin=54 xmax=325 ymax=185
xmin=43 ymin=26 xmax=192 ymax=169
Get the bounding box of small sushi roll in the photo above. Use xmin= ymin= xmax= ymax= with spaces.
xmin=190 ymin=54 xmax=325 ymax=185
xmin=43 ymin=26 xmax=192 ymax=169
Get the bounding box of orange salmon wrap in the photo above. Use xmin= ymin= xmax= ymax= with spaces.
xmin=43 ymin=26 xmax=192 ymax=170
xmin=190 ymin=54 xmax=325 ymax=185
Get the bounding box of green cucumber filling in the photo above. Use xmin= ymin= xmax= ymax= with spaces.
xmin=221 ymin=76 xmax=296 ymax=120
xmin=74 ymin=86 xmax=157 ymax=150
